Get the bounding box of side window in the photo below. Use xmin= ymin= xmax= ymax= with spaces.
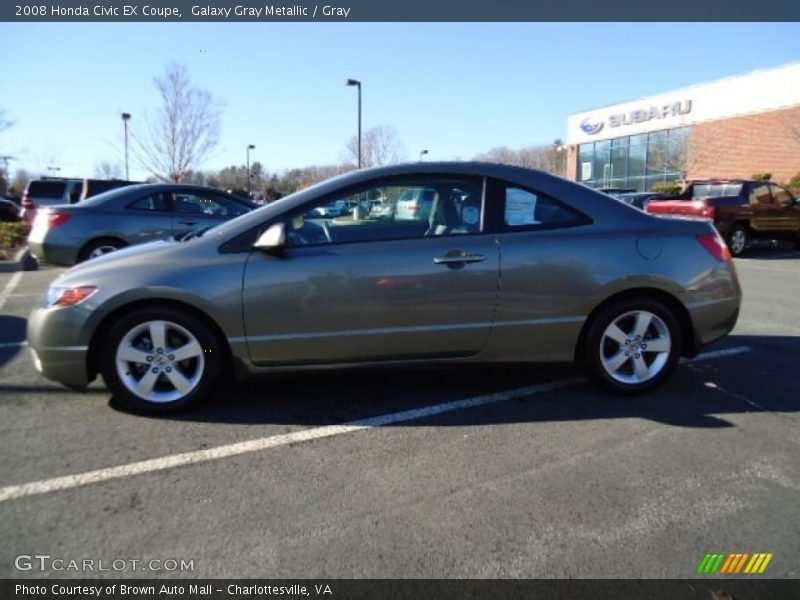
xmin=503 ymin=187 xmax=586 ymax=229
xmin=285 ymin=179 xmax=484 ymax=247
xmin=127 ymin=193 xmax=170 ymax=212
xmin=174 ymin=192 xmax=248 ymax=217
xmin=749 ymin=184 xmax=772 ymax=205
xmin=770 ymin=185 xmax=794 ymax=207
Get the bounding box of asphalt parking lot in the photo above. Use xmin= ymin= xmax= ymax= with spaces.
xmin=1 ymin=247 xmax=799 ymax=579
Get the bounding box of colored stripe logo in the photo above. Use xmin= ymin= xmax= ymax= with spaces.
xmin=696 ymin=553 xmax=773 ymax=574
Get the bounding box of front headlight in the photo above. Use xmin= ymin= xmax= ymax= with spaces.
xmin=44 ymin=285 xmax=98 ymax=308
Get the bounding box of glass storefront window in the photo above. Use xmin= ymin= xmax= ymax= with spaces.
xmin=574 ymin=127 xmax=692 ymax=192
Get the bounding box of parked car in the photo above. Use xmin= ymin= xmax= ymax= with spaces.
xmin=598 ymin=187 xmax=636 ymax=195
xmin=27 ymin=163 xmax=741 ymax=414
xmin=19 ymin=178 xmax=82 ymax=222
xmin=78 ymin=178 xmax=139 ymax=201
xmin=614 ymin=192 xmax=663 ymax=211
xmin=27 ymin=183 xmax=256 ymax=266
xmin=20 ymin=177 xmax=139 ymax=222
xmin=394 ymin=187 xmax=439 ymax=220
xmin=645 ymin=179 xmax=800 ymax=256
xmin=0 ymin=196 xmax=21 ymax=222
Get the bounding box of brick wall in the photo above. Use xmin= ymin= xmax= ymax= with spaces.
xmin=687 ymin=106 xmax=800 ymax=184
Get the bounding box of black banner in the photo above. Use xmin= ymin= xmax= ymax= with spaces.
xmin=4 ymin=0 xmax=800 ymax=22
xmin=3 ymin=580 xmax=800 ymax=600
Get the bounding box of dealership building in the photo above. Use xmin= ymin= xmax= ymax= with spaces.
xmin=565 ymin=62 xmax=800 ymax=191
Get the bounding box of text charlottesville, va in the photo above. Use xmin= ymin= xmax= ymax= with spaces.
xmin=192 ymin=5 xmax=351 ymax=17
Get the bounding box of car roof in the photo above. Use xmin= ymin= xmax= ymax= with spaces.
xmin=212 ymin=162 xmax=653 ymax=241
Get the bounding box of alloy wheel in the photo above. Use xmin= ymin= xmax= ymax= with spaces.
xmin=115 ymin=320 xmax=205 ymax=403
xmin=89 ymin=244 xmax=120 ymax=259
xmin=729 ymin=229 xmax=747 ymax=255
xmin=599 ymin=310 xmax=671 ymax=385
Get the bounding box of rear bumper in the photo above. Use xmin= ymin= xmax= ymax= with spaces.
xmin=27 ymin=239 xmax=80 ymax=266
xmin=686 ymin=296 xmax=741 ymax=352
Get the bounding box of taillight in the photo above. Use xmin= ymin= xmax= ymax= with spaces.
xmin=694 ymin=201 xmax=715 ymax=219
xmin=39 ymin=211 xmax=71 ymax=227
xmin=697 ymin=232 xmax=731 ymax=262
xmin=22 ymin=194 xmax=34 ymax=210
xmin=408 ymin=203 xmax=420 ymax=212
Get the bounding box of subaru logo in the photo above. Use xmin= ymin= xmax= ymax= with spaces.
xmin=580 ymin=117 xmax=603 ymax=135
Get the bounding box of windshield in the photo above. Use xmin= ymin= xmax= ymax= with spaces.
xmin=693 ymin=183 xmax=743 ymax=198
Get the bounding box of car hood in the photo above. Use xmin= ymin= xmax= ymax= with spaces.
xmin=53 ymin=238 xmax=199 ymax=287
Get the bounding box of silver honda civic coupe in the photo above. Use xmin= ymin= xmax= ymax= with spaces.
xmin=28 ymin=163 xmax=741 ymax=413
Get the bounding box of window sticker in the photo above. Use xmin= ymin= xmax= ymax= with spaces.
xmin=462 ymin=205 xmax=480 ymax=226
xmin=505 ymin=188 xmax=538 ymax=226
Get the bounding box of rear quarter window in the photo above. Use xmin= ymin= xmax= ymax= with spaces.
xmin=502 ymin=186 xmax=590 ymax=230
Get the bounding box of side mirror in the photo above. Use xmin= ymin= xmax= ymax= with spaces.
xmin=253 ymin=222 xmax=286 ymax=252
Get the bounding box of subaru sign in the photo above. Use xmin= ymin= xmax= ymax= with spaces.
xmin=580 ymin=117 xmax=604 ymax=135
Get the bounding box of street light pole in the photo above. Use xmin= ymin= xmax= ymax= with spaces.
xmin=419 ymin=149 xmax=429 ymax=162
xmin=346 ymin=78 xmax=362 ymax=169
xmin=122 ymin=113 xmax=131 ymax=180
xmin=246 ymin=144 xmax=256 ymax=197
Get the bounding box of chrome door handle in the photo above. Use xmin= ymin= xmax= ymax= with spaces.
xmin=433 ymin=254 xmax=485 ymax=265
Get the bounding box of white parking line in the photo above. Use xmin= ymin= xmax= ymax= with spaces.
xmin=0 ymin=345 xmax=751 ymax=503
xmin=0 ymin=271 xmax=23 ymax=312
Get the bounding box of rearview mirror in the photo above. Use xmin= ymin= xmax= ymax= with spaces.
xmin=253 ymin=222 xmax=286 ymax=252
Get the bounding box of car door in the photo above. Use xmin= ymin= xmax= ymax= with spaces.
xmin=171 ymin=190 xmax=250 ymax=239
xmin=748 ymin=182 xmax=783 ymax=236
xmin=241 ymin=176 xmax=499 ymax=365
xmin=768 ymin=184 xmax=800 ymax=237
xmin=486 ymin=179 xmax=595 ymax=361
xmin=120 ymin=191 xmax=175 ymax=244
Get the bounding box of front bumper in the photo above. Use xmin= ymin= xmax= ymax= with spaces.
xmin=27 ymin=304 xmax=94 ymax=388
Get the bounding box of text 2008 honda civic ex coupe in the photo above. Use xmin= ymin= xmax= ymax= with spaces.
xmin=28 ymin=163 xmax=741 ymax=413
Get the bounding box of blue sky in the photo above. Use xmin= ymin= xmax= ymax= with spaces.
xmin=2 ymin=22 xmax=799 ymax=180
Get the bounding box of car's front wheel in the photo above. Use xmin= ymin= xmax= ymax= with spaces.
xmin=100 ymin=307 xmax=220 ymax=413
xmin=583 ymin=298 xmax=682 ymax=395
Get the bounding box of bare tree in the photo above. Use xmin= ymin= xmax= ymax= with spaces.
xmin=133 ymin=63 xmax=222 ymax=182
xmin=476 ymin=139 xmax=566 ymax=176
xmin=344 ymin=125 xmax=405 ymax=168
xmin=94 ymin=160 xmax=123 ymax=179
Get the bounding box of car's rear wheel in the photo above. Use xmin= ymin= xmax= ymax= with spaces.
xmin=100 ymin=307 xmax=220 ymax=413
xmin=583 ymin=298 xmax=682 ymax=394
xmin=80 ymin=238 xmax=126 ymax=262
xmin=726 ymin=225 xmax=748 ymax=257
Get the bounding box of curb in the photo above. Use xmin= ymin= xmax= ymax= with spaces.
xmin=0 ymin=247 xmax=39 ymax=273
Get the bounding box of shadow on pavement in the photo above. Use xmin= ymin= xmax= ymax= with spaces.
xmin=0 ymin=315 xmax=27 ymax=369
xmin=108 ymin=335 xmax=800 ymax=430
xmin=738 ymin=241 xmax=799 ymax=260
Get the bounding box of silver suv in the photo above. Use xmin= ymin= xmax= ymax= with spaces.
xmin=20 ymin=178 xmax=82 ymax=222
xmin=21 ymin=178 xmax=138 ymax=222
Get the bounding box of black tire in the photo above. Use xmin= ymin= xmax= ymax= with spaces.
xmin=583 ymin=298 xmax=682 ymax=395
xmin=100 ymin=307 xmax=220 ymax=414
xmin=79 ymin=238 xmax=126 ymax=262
xmin=725 ymin=224 xmax=748 ymax=257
